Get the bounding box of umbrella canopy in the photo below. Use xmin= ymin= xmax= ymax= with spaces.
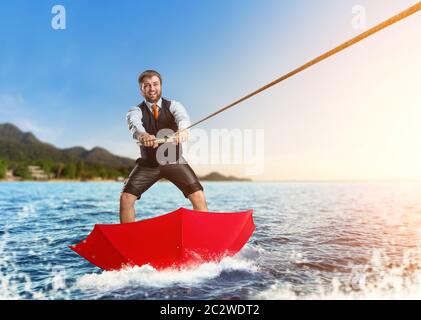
xmin=69 ymin=207 xmax=255 ymax=270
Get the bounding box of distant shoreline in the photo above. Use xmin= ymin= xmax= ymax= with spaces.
xmin=1 ymin=179 xmax=420 ymax=183
xmin=0 ymin=178 xmax=254 ymax=183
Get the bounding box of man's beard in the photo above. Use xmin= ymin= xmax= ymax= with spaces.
xmin=145 ymin=91 xmax=162 ymax=103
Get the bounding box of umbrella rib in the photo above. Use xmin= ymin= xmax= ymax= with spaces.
xmin=180 ymin=209 xmax=184 ymax=260
xmin=96 ymin=226 xmax=133 ymax=268
xmin=223 ymin=211 xmax=255 ymax=253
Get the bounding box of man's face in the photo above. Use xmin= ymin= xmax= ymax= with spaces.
xmin=141 ymin=75 xmax=162 ymax=103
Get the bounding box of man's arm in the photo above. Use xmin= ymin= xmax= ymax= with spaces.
xmin=170 ymin=100 xmax=191 ymax=144
xmin=126 ymin=108 xmax=146 ymax=141
xmin=126 ymin=108 xmax=158 ymax=148
xmin=170 ymin=100 xmax=191 ymax=130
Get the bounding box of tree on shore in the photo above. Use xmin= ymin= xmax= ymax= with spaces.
xmin=76 ymin=160 xmax=85 ymax=178
xmin=12 ymin=163 xmax=32 ymax=180
xmin=0 ymin=157 xmax=131 ymax=181
xmin=0 ymin=157 xmax=7 ymax=179
xmin=64 ymin=163 xmax=77 ymax=179
xmin=36 ymin=159 xmax=55 ymax=175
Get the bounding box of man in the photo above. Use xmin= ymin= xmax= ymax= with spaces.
xmin=120 ymin=70 xmax=208 ymax=223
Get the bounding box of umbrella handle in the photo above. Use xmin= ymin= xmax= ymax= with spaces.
xmin=137 ymin=135 xmax=176 ymax=147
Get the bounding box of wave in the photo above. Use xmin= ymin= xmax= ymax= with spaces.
xmin=0 ymin=221 xmax=72 ymax=300
xmin=254 ymin=249 xmax=421 ymax=300
xmin=76 ymin=245 xmax=262 ymax=292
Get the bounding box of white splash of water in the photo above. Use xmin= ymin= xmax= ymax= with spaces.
xmin=76 ymin=245 xmax=262 ymax=291
xmin=0 ymin=205 xmax=73 ymax=300
xmin=255 ymin=249 xmax=421 ymax=300
xmin=0 ymin=230 xmax=22 ymax=299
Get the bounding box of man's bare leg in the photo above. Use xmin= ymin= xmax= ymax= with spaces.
xmin=188 ymin=190 xmax=208 ymax=211
xmin=119 ymin=192 xmax=138 ymax=223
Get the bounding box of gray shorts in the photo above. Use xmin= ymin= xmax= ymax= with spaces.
xmin=121 ymin=158 xmax=204 ymax=199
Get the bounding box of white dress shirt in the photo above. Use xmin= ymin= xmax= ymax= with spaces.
xmin=126 ymin=97 xmax=191 ymax=141
xmin=126 ymin=98 xmax=191 ymax=161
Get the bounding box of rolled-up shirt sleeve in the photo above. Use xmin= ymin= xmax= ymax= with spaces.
xmin=170 ymin=100 xmax=191 ymax=131
xmin=126 ymin=107 xmax=147 ymax=141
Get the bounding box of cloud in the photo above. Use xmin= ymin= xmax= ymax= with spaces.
xmin=0 ymin=93 xmax=63 ymax=144
xmin=0 ymin=93 xmax=24 ymax=116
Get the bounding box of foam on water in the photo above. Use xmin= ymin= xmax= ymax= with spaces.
xmin=255 ymin=249 xmax=421 ymax=300
xmin=1 ymin=182 xmax=420 ymax=299
xmin=76 ymin=245 xmax=261 ymax=291
xmin=0 ymin=204 xmax=72 ymax=300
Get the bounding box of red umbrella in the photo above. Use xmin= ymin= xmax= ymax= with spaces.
xmin=69 ymin=207 xmax=255 ymax=270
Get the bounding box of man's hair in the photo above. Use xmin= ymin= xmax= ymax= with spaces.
xmin=138 ymin=70 xmax=162 ymax=85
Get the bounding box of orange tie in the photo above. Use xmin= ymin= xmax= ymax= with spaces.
xmin=152 ymin=104 xmax=159 ymax=120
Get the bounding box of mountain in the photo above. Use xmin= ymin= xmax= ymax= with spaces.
xmin=0 ymin=123 xmax=252 ymax=181
xmin=199 ymin=172 xmax=252 ymax=181
xmin=0 ymin=123 xmax=135 ymax=168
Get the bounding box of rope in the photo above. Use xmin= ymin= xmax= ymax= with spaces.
xmin=178 ymin=2 xmax=420 ymax=133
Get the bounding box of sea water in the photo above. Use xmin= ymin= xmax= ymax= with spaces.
xmin=0 ymin=181 xmax=420 ymax=299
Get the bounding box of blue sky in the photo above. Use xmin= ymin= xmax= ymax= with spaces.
xmin=0 ymin=1 xmax=420 ymax=180
xmin=0 ymin=1 xmax=302 ymax=135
